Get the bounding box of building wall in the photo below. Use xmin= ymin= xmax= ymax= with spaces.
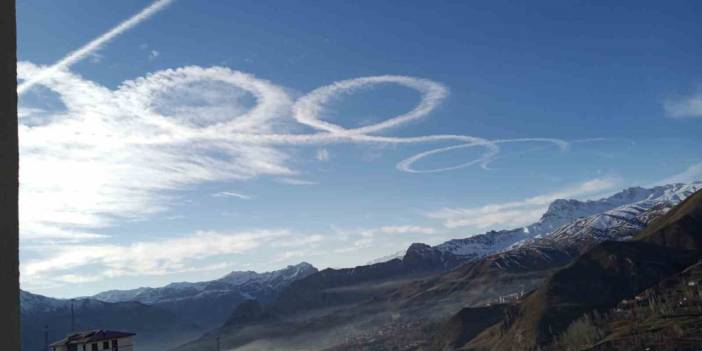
xmin=0 ymin=1 xmax=20 ymax=351
xmin=51 ymin=337 xmax=133 ymax=351
xmin=118 ymin=337 xmax=134 ymax=351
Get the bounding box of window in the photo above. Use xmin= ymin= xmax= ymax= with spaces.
xmin=91 ymin=343 xmax=98 ymax=351
xmin=103 ymin=341 xmax=110 ymax=349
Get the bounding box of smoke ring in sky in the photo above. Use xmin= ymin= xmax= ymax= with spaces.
xmin=396 ymin=143 xmax=498 ymax=173
xmin=118 ymin=66 xmax=293 ymax=137
xmin=290 ymin=76 xmax=566 ymax=172
xmin=292 ymin=75 xmax=448 ymax=135
xmin=20 ymin=64 xmax=568 ymax=174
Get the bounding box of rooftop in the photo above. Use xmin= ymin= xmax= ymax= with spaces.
xmin=49 ymin=330 xmax=135 ymax=347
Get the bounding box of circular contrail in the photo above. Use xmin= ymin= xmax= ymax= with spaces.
xmin=20 ymin=64 xmax=568 ymax=174
xmin=17 ymin=0 xmax=568 ymax=176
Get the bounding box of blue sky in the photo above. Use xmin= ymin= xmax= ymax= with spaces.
xmin=16 ymin=0 xmax=702 ymax=297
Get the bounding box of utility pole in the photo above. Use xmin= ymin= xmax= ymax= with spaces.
xmin=70 ymin=299 xmax=75 ymax=332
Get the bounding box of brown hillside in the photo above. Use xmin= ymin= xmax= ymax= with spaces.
xmin=461 ymin=189 xmax=702 ymax=351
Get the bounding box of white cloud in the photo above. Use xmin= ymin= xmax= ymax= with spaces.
xmin=18 ymin=63 xmax=294 ymax=242
xmin=54 ymin=274 xmax=104 ymax=284
xmin=353 ymin=237 xmax=375 ymax=249
xmin=276 ymin=177 xmax=318 ymax=186
xmin=149 ymin=49 xmax=160 ymax=61
xmin=16 ymin=3 xmax=578 ymax=289
xmin=330 ymin=225 xmax=439 ymax=252
xmin=212 ymin=191 xmax=252 ymax=200
xmin=427 ymin=178 xmax=619 ymax=230
xmin=338 ymin=225 xmax=439 ymax=238
xmin=665 ymin=93 xmax=702 ymax=118
xmin=17 ymin=0 xmax=175 ymax=95
xmin=19 ymin=222 xmax=109 ymax=242
xmin=273 ymin=251 xmax=308 ymax=262
xmin=18 ymin=59 xmax=572 ymax=246
xmin=21 ymin=230 xmax=288 ymax=288
xmin=17 ymin=107 xmax=46 ymax=119
xmin=15 ymin=61 xmax=580 ymax=297
xmin=270 ymin=234 xmax=324 ymax=248
xmin=89 ymin=52 xmax=104 ymax=64
xmin=316 ymin=148 xmax=330 ymax=161
xmin=332 ymin=247 xmax=358 ymax=254
xmin=371 ymin=225 xmax=437 ymax=235
xmin=656 ymin=162 xmax=702 ymax=185
xmin=12 ymin=0 xmax=609 ymax=293
xmin=271 ymin=249 xmax=322 ymax=263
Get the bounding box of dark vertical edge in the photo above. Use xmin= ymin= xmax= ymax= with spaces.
xmin=0 ymin=0 xmax=20 ymax=350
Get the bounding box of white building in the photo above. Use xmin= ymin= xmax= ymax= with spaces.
xmin=49 ymin=330 xmax=135 ymax=351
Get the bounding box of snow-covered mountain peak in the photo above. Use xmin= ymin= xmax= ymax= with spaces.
xmin=533 ymin=182 xmax=702 ymax=232
xmin=432 ymin=182 xmax=701 ymax=261
xmin=504 ymin=182 xmax=700 ymax=255
xmin=219 ymin=270 xmax=259 ymax=285
xmin=91 ymin=262 xmax=318 ymax=304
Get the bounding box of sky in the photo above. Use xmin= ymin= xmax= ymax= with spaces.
xmin=16 ymin=0 xmax=702 ymax=298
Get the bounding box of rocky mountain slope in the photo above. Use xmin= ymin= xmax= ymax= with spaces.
xmin=171 ymin=243 xmax=470 ymax=351
xmin=567 ymin=259 xmax=702 ymax=351
xmin=171 ymin=183 xmax=702 ymax=351
xmin=93 ymin=262 xmax=317 ymax=305
xmin=250 ymin=243 xmax=463 ymax=316
xmin=458 ymin=187 xmax=702 ymax=351
xmin=94 ymin=262 xmax=317 ymax=331
xmin=433 ymin=182 xmax=702 ymax=261
xmin=374 ymin=183 xmax=702 ymax=310
xmin=26 ymin=182 xmax=701 ymax=351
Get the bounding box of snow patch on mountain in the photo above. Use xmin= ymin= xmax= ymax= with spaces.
xmin=92 ymin=262 xmax=317 ymax=304
xmin=433 ymin=182 xmax=702 ymax=260
xmin=508 ymin=182 xmax=702 ymax=252
xmin=366 ymin=249 xmax=407 ymax=265
xmin=20 ymin=290 xmax=102 ymax=314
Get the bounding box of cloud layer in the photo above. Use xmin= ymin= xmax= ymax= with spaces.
xmin=23 ymin=230 xmax=288 ymax=290
xmin=18 ymin=63 xmax=295 ymax=243
xmin=18 ymin=0 xmax=175 ymax=95
xmin=665 ymin=93 xmax=702 ymax=119
xmin=17 ymin=0 xmax=573 ymax=291
xmin=19 ymin=62 xmax=569 ymax=243
xmin=427 ymin=178 xmax=619 ymax=230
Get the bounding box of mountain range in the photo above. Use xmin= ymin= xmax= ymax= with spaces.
xmin=21 ymin=263 xmax=317 ymax=351
xmin=21 ymin=181 xmax=702 ymax=351
xmin=458 ymin=184 xmax=702 ymax=350
xmin=171 ymin=182 xmax=702 ymax=351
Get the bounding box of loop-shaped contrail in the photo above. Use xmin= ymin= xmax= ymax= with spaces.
xmin=20 ymin=63 xmax=568 ymax=174
xmin=293 ymin=75 xmax=448 ymax=135
xmin=16 ymin=0 xmax=568 ymax=176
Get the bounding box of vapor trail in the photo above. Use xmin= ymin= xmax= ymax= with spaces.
xmin=17 ymin=0 xmax=175 ymax=96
